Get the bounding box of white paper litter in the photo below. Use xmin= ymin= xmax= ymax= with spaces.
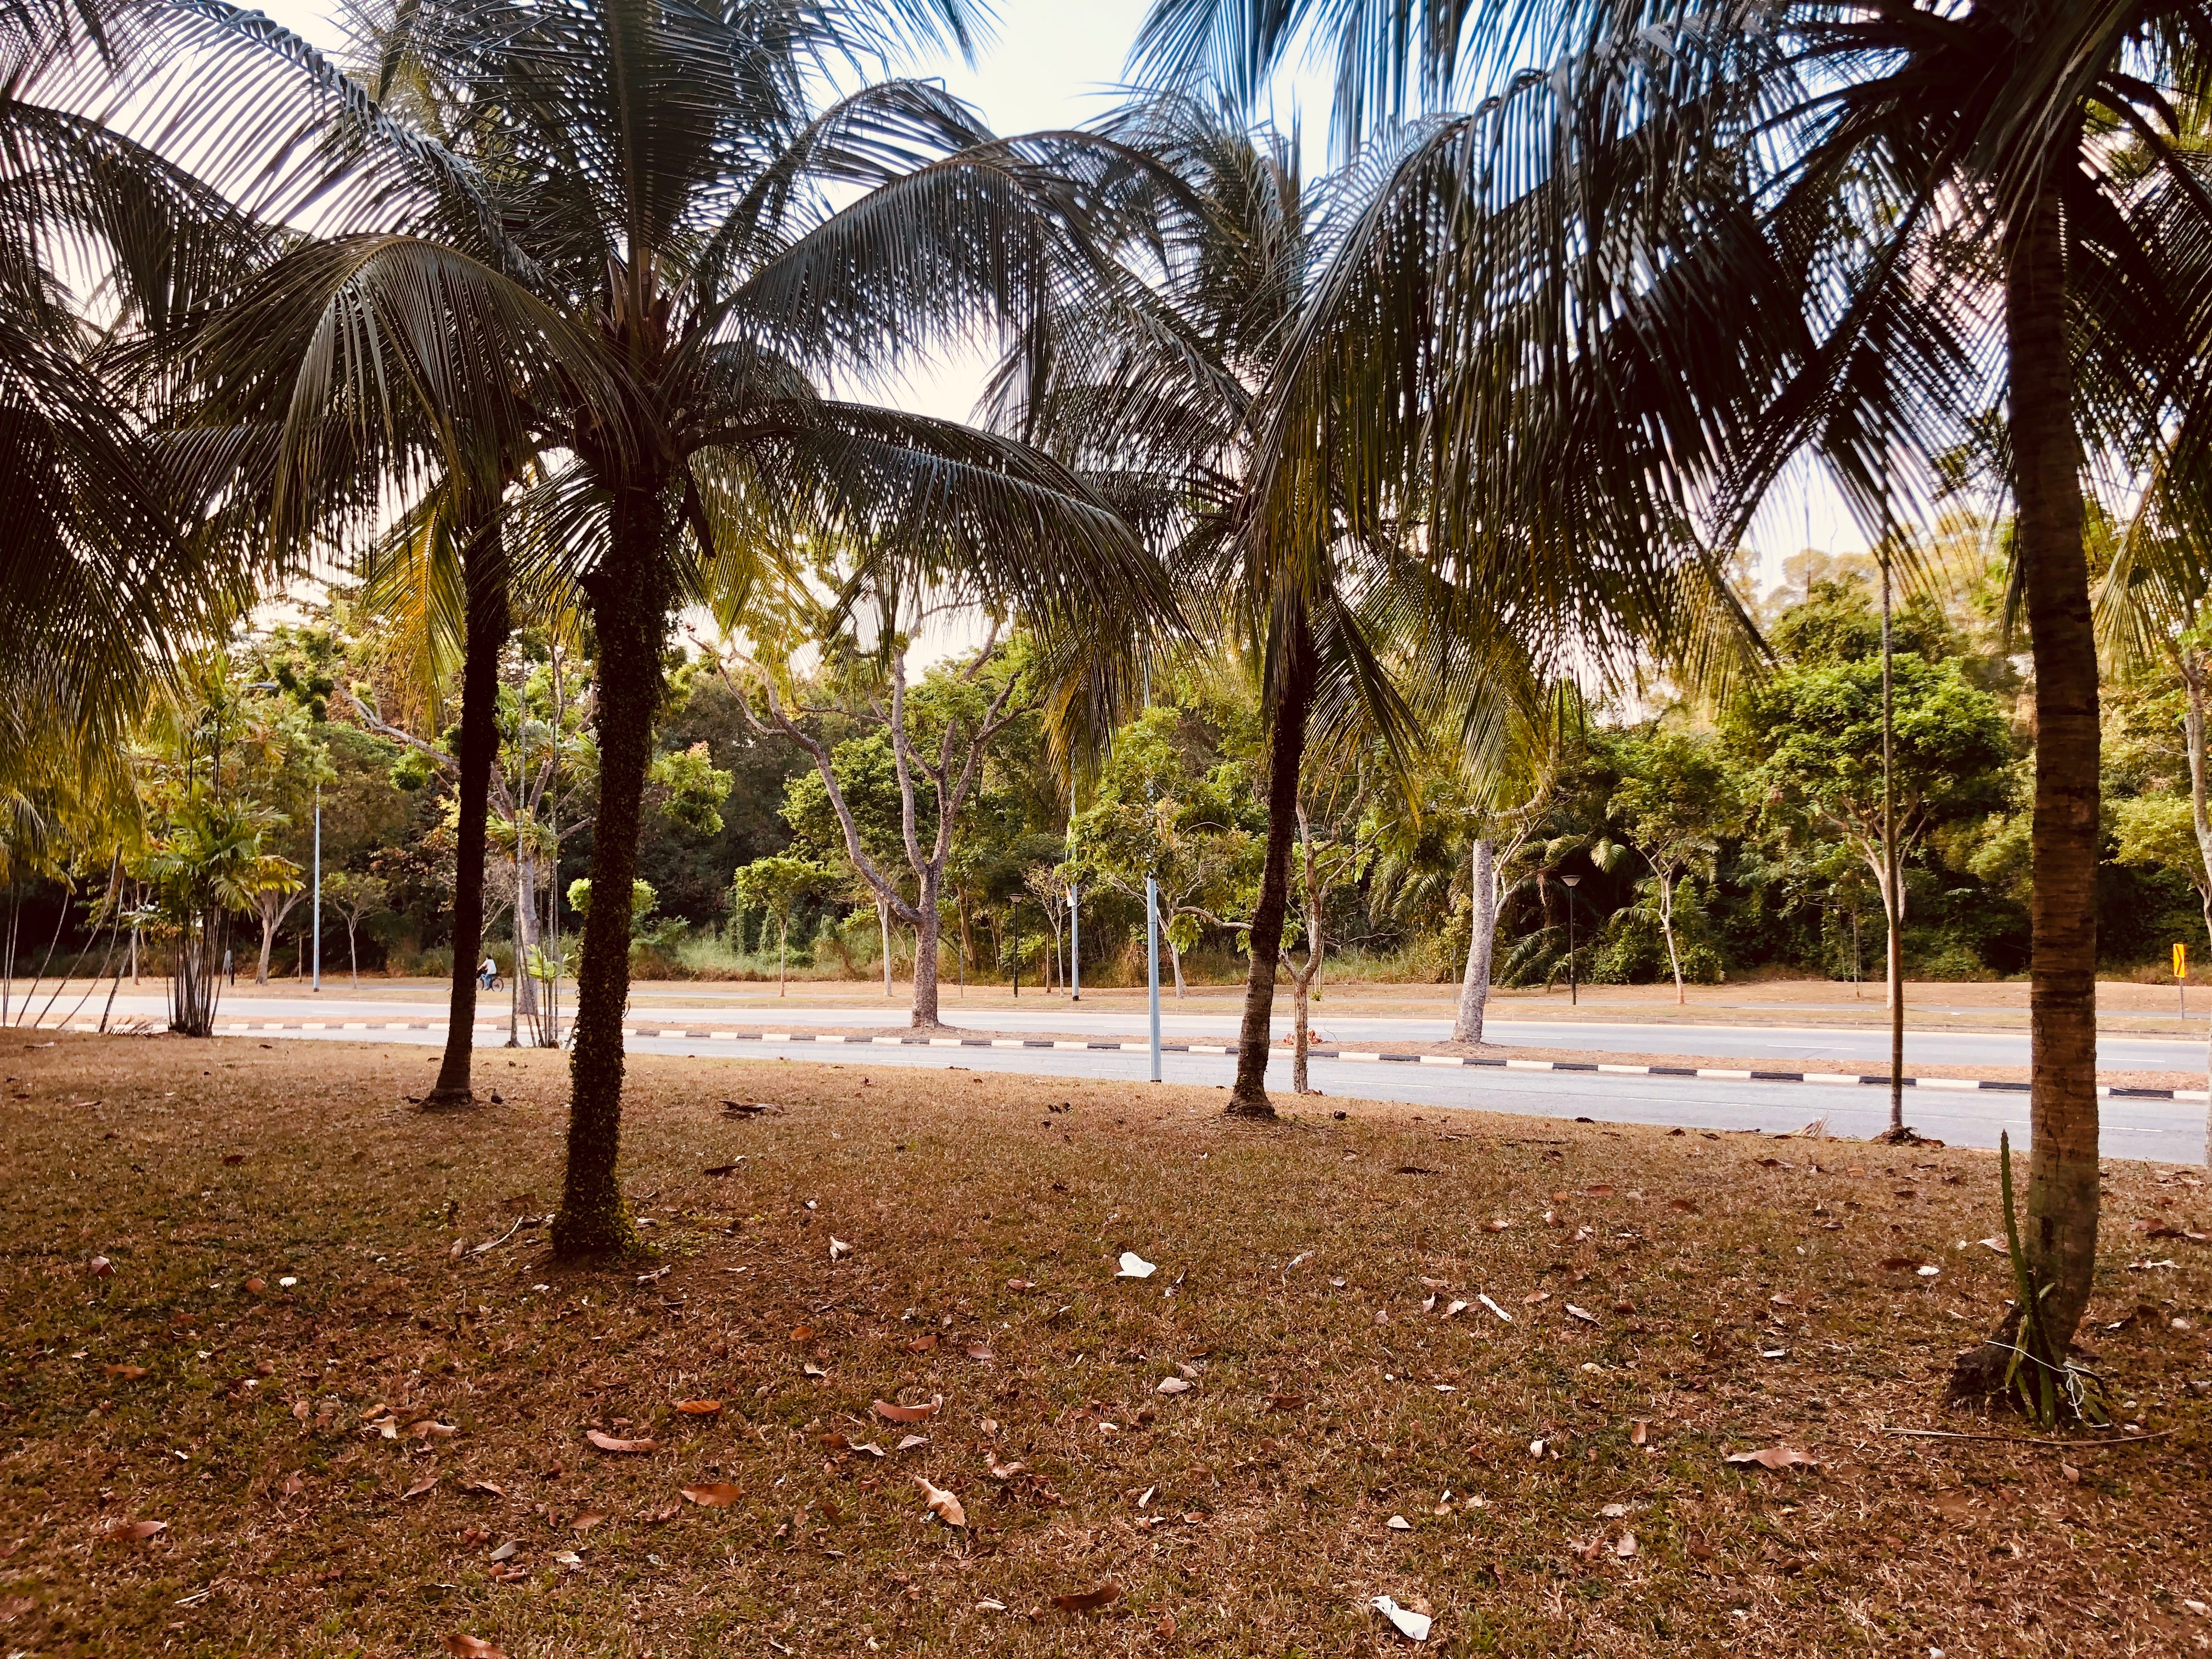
xmin=1372 ymin=1595 xmax=1432 ymax=1642
xmin=1115 ymin=1252 xmax=1158 ymax=1279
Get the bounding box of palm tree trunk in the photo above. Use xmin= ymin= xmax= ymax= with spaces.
xmin=2010 ymin=181 xmax=2101 ymax=1347
xmin=554 ymin=500 xmax=666 ymax=1259
xmin=1453 ymin=838 xmax=1496 ymax=1043
xmin=425 ymin=519 xmax=510 ymax=1108
xmin=1228 ymin=610 xmax=1315 ymax=1116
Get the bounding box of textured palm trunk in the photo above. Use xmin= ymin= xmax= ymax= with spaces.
xmin=2010 ymin=183 xmax=2101 ymax=1346
xmin=1452 ymin=838 xmax=1497 ymax=1045
xmin=553 ymin=495 xmax=667 ymax=1259
xmin=425 ymin=520 xmax=510 ymax=1108
xmin=1228 ymin=611 xmax=1314 ymax=1116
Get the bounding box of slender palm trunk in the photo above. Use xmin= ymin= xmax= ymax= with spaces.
xmin=554 ymin=499 xmax=666 ymax=1259
xmin=1228 ymin=611 xmax=1314 ymax=1116
xmin=426 ymin=520 xmax=511 ymax=1108
xmin=2011 ymin=183 xmax=2101 ymax=1347
xmin=1453 ymin=837 xmax=1497 ymax=1045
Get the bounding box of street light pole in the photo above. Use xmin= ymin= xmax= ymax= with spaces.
xmin=1146 ymin=874 xmax=1161 ymax=1082
xmin=311 ymin=787 xmax=321 ymax=993
xmin=1068 ymin=777 xmax=1080 ymax=1002
xmin=1561 ymin=872 xmax=1582 ymax=1007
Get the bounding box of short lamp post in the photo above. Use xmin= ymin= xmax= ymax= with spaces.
xmin=1561 ymin=873 xmax=1583 ymax=1007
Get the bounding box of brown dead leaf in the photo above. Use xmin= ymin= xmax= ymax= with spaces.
xmin=1724 ymin=1445 xmax=1820 ymax=1472
xmin=103 ymin=1519 xmax=166 ymax=1543
xmin=896 ymin=1434 xmax=930 ymax=1451
xmin=569 ymin=1508 xmax=608 ymax=1532
xmin=914 ymin=1475 xmax=966 ymax=1526
xmin=403 ymin=1472 xmax=440 ymax=1500
xmin=789 ymin=1324 xmax=816 ymax=1341
xmin=1052 ymin=1582 xmax=1122 ymax=1614
xmin=640 ymin=1502 xmax=681 ymax=1523
xmin=1482 ymin=1217 xmax=1512 ymax=1232
xmin=680 ymin=1483 xmax=741 ymax=1507
xmin=458 ymin=1480 xmax=507 ymax=1498
xmin=411 ymin=1419 xmax=459 ymax=1439
xmin=872 ymin=1395 xmax=942 ymax=1424
xmin=1629 ymin=1419 xmax=1649 ymax=1447
xmin=965 ymin=1344 xmax=995 ymax=1361
xmin=1615 ymin=1532 xmax=1638 ymax=1558
xmin=1877 ymin=1256 xmax=1924 ymax=1272
xmin=445 ymin=1637 xmax=506 ymax=1659
xmin=1670 ymin=1198 xmax=1699 ymax=1213
xmin=1266 ymin=1393 xmax=1307 ymax=1412
xmin=906 ymin=1333 xmax=938 ymax=1352
xmin=987 ymin=1458 xmax=1029 ymax=1480
xmin=1583 ymin=1184 xmax=1617 ymax=1198
xmin=1006 ymin=1278 xmax=1037 ymax=1290
xmin=101 ymin=1364 xmax=148 ymax=1380
xmin=673 ymin=1399 xmax=723 ymax=1415
xmin=585 ymin=1430 xmax=657 ymax=1454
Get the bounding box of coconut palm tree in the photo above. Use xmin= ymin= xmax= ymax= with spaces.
xmin=995 ymin=100 xmax=1745 ymax=1115
xmin=1133 ymin=0 xmax=2212 ymax=1375
xmin=187 ymin=0 xmax=1165 ymax=1256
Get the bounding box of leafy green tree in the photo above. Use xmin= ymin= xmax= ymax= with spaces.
xmin=731 ymin=856 xmax=832 ymax=996
xmin=1731 ymin=657 xmax=2015 ymax=1000
xmin=1608 ymin=730 xmax=1741 ymax=1006
xmin=321 ymin=870 xmax=391 ymax=991
xmin=1068 ymin=705 xmax=1261 ymax=997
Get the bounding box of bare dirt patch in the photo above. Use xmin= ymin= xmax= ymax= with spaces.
xmin=2 ymin=1033 xmax=2208 ymax=1655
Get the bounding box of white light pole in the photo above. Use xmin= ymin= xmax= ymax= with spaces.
xmin=1068 ymin=778 xmax=1080 ymax=1003
xmin=1146 ymin=874 xmax=1161 ymax=1081
xmin=311 ymin=787 xmax=321 ymax=993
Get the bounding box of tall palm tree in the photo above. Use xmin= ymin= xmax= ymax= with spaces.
xmin=190 ymin=0 xmax=1165 ymax=1256
xmin=1133 ymin=0 xmax=2212 ymax=1364
xmin=996 ymin=101 xmax=1740 ymax=1115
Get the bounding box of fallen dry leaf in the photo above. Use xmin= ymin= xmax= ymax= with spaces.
xmin=987 ymin=1458 xmax=1028 ymax=1480
xmin=104 ymin=1519 xmax=166 ymax=1543
xmin=101 ymin=1364 xmax=148 ymax=1380
xmin=403 ymin=1472 xmax=440 ymax=1500
xmin=569 ymin=1508 xmax=607 ymax=1532
xmin=411 ymin=1419 xmax=459 ymax=1439
xmin=965 ymin=1344 xmax=995 ymax=1361
xmin=896 ymin=1434 xmax=930 ymax=1451
xmin=1724 ymin=1445 xmax=1821 ymax=1472
xmin=445 ymin=1637 xmax=506 ymax=1659
xmin=906 ymin=1334 xmax=938 ymax=1352
xmin=1052 ymin=1582 xmax=1121 ymax=1614
xmin=584 ymin=1430 xmax=657 ymax=1454
xmin=872 ymin=1395 xmax=942 ymax=1425
xmin=914 ymin=1475 xmax=965 ymax=1527
xmin=1156 ymin=1376 xmax=1192 ymax=1395
xmin=1565 ymin=1304 xmax=1599 ymax=1324
xmin=1615 ymin=1532 xmax=1638 ymax=1558
xmin=458 ymin=1480 xmax=507 ymax=1498
xmin=1115 ymin=1251 xmax=1158 ymax=1279
xmin=1482 ymin=1217 xmax=1512 ymax=1232
xmin=1386 ymin=1514 xmax=1413 ymax=1530
xmin=1629 ymin=1420 xmax=1649 ymax=1447
xmin=673 ymin=1400 xmax=723 ymax=1415
xmin=680 ymin=1483 xmax=741 ymax=1507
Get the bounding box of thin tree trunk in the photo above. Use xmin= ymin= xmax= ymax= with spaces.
xmin=912 ymin=874 xmax=942 ymax=1028
xmin=1168 ymin=930 xmax=1186 ymax=997
xmin=778 ymin=915 xmax=788 ymax=994
xmin=256 ymin=909 xmax=276 ymax=984
xmin=1228 ymin=611 xmax=1314 ymax=1117
xmin=1453 ymin=837 xmax=1497 ymax=1044
xmin=553 ymin=504 xmax=665 ymax=1259
xmin=1291 ymin=969 xmax=1311 ymax=1094
xmin=879 ymin=896 xmax=894 ymax=997
xmin=347 ymin=919 xmax=359 ymax=991
xmin=426 ymin=518 xmax=510 ymax=1109
xmin=1657 ymin=870 xmax=1685 ymax=1006
xmin=2010 ymin=179 xmax=2101 ymax=1347
xmin=512 ymin=840 xmax=539 ymax=1026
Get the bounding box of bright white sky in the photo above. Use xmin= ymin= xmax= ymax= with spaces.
xmin=246 ymin=0 xmax=1864 ymax=586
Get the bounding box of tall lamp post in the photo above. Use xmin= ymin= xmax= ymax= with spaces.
xmin=311 ymin=786 xmax=321 ymax=993
xmin=1561 ymin=872 xmax=1583 ymax=1007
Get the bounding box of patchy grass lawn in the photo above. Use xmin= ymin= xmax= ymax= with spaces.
xmin=3 ymin=1033 xmax=2210 ymax=1657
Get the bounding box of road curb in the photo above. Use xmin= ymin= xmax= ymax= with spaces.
xmin=35 ymin=1018 xmax=2211 ymax=1104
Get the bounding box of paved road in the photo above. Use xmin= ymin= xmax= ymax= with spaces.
xmin=75 ymin=993 xmax=2205 ymax=1164
xmin=78 ymin=991 xmax=2210 ymax=1073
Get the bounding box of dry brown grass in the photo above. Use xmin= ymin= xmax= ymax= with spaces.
xmin=3 ymin=1032 xmax=2210 ymax=1657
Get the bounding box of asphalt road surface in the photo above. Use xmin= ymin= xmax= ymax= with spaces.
xmin=64 ymin=991 xmax=2208 ymax=1164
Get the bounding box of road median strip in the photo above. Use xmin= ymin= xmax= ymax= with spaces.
xmin=33 ymin=1017 xmax=2210 ymax=1103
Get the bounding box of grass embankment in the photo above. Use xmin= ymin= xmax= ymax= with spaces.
xmin=2 ymin=1035 xmax=2209 ymax=1656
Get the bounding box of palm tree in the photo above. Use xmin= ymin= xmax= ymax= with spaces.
xmin=190 ymin=0 xmax=1164 ymax=1256
xmin=1133 ymin=0 xmax=2212 ymax=1370
xmin=997 ymin=100 xmax=1740 ymax=1115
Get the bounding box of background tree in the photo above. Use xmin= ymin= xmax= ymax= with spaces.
xmin=321 ymin=870 xmax=391 ymax=990
xmin=1607 ymin=730 xmax=1740 ymax=1006
xmin=732 ymin=855 xmax=832 ymax=995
